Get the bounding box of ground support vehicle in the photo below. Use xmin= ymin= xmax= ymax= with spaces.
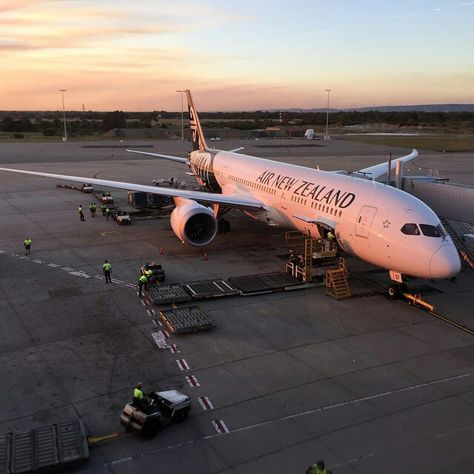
xmin=114 ymin=210 xmax=132 ymax=225
xmin=120 ymin=390 xmax=191 ymax=438
xmin=81 ymin=183 xmax=94 ymax=193
xmin=100 ymin=192 xmax=114 ymax=204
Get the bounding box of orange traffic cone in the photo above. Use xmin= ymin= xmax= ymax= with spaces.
xmin=203 ymin=251 xmax=208 ymax=261
xmin=160 ymin=247 xmax=165 ymax=256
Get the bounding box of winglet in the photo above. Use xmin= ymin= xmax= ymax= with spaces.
xmin=186 ymin=90 xmax=208 ymax=151
xmin=356 ymin=149 xmax=419 ymax=180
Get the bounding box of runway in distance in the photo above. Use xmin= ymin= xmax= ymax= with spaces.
xmin=0 ymin=90 xmax=461 ymax=287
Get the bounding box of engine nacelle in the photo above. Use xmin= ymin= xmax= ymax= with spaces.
xmin=170 ymin=199 xmax=218 ymax=246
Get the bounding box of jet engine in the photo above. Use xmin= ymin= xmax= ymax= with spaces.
xmin=170 ymin=199 xmax=218 ymax=246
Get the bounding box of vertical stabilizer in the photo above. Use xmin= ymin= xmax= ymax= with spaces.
xmin=186 ymin=90 xmax=208 ymax=151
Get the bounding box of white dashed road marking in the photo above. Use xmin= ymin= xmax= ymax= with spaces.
xmin=176 ymin=359 xmax=190 ymax=371
xmin=198 ymin=396 xmax=214 ymax=410
xmin=111 ymin=457 xmax=132 ymax=465
xmin=3 ymin=250 xmax=135 ymax=289
xmin=186 ymin=375 xmax=200 ymax=387
xmin=212 ymin=419 xmax=229 ymax=434
xmin=169 ymin=344 xmax=179 ymax=354
xmin=69 ymin=271 xmax=90 ymax=279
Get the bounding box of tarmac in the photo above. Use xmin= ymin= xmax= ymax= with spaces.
xmin=0 ymin=138 xmax=473 ymax=474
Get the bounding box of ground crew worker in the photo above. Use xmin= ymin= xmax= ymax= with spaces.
xmin=89 ymin=202 xmax=97 ymax=218
xmin=305 ymin=460 xmax=328 ymax=474
xmin=105 ymin=207 xmax=111 ymax=221
xmin=143 ymin=265 xmax=154 ymax=281
xmin=101 ymin=203 xmax=106 ymax=216
xmin=78 ymin=204 xmax=85 ymax=221
xmin=23 ymin=237 xmax=32 ymax=255
xmin=325 ymin=230 xmax=336 ymax=252
xmin=133 ymin=383 xmax=145 ymax=408
xmin=138 ymin=274 xmax=148 ymax=297
xmin=103 ymin=259 xmax=112 ymax=283
xmin=315 ymin=460 xmax=328 ymax=474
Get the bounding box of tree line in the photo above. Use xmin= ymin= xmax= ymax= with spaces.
xmin=1 ymin=110 xmax=473 ymax=137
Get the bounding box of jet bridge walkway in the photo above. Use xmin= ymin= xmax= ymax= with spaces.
xmin=440 ymin=218 xmax=474 ymax=269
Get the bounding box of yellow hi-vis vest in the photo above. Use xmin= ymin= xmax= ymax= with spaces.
xmin=103 ymin=263 xmax=112 ymax=271
xmin=139 ymin=275 xmax=148 ymax=284
xmin=133 ymin=388 xmax=144 ymax=399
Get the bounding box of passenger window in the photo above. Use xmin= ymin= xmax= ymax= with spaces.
xmin=420 ymin=224 xmax=441 ymax=237
xmin=401 ymin=223 xmax=420 ymax=235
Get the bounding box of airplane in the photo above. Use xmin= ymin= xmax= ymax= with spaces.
xmin=0 ymin=90 xmax=461 ymax=296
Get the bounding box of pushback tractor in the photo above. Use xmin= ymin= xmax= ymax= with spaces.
xmin=120 ymin=390 xmax=191 ymax=439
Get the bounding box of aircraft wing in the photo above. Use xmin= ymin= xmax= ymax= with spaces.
xmin=125 ymin=149 xmax=188 ymax=164
xmin=355 ymin=149 xmax=418 ymax=180
xmin=0 ymin=167 xmax=266 ymax=212
xmin=126 ymin=147 xmax=245 ymax=160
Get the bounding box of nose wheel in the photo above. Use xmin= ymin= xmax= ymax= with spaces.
xmin=387 ymin=283 xmax=408 ymax=300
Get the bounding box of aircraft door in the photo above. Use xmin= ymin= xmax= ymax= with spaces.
xmin=281 ymin=192 xmax=289 ymax=210
xmin=355 ymin=206 xmax=377 ymax=238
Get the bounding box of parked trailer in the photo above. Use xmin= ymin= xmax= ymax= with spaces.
xmin=0 ymin=420 xmax=89 ymax=473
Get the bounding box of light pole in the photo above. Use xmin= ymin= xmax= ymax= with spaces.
xmin=59 ymin=89 xmax=68 ymax=142
xmin=324 ymin=88 xmax=332 ymax=141
xmin=176 ymin=89 xmax=185 ymax=140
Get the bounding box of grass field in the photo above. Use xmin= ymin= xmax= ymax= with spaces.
xmin=340 ymin=134 xmax=474 ymax=152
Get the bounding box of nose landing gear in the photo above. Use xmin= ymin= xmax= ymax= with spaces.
xmin=387 ymin=270 xmax=408 ymax=299
xmin=387 ymin=282 xmax=408 ymax=300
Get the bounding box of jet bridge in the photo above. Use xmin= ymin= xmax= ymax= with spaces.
xmin=403 ymin=177 xmax=474 ymax=224
xmin=402 ymin=177 xmax=474 ymax=268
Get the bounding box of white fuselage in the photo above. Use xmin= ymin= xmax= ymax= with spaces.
xmin=190 ymin=149 xmax=461 ymax=280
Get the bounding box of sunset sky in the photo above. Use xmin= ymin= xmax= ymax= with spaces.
xmin=1 ymin=0 xmax=473 ymax=111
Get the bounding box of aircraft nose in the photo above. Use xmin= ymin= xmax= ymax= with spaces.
xmin=429 ymin=244 xmax=461 ymax=278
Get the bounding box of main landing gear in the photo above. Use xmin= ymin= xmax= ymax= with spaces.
xmin=214 ymin=204 xmax=231 ymax=234
xmin=218 ymin=218 xmax=231 ymax=233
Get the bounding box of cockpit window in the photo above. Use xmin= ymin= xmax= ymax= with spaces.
xmin=437 ymin=224 xmax=448 ymax=237
xmin=401 ymin=223 xmax=420 ymax=235
xmin=420 ymin=224 xmax=442 ymax=237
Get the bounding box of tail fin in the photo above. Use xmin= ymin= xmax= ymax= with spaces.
xmin=186 ymin=90 xmax=208 ymax=151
